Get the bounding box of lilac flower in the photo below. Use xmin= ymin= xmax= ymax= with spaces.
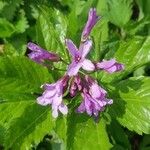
xmin=96 ymin=59 xmax=124 ymax=73
xmin=27 ymin=42 xmax=60 ymax=64
xmin=77 ymin=76 xmax=113 ymax=117
xmin=81 ymin=8 xmax=100 ymax=41
xmin=37 ymin=76 xmax=69 ymax=118
xmin=66 ymin=39 xmax=95 ymax=76
xmin=69 ymin=75 xmax=82 ymax=97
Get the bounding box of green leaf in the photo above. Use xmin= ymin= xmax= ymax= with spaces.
xmin=108 ymin=121 xmax=131 ymax=149
xmin=0 ymin=18 xmax=15 ymax=38
xmin=109 ymin=77 xmax=150 ymax=134
xmin=140 ymin=135 xmax=150 ymax=150
xmin=5 ymin=34 xmax=27 ymax=56
xmin=99 ymin=36 xmax=150 ymax=83
xmin=106 ymin=0 xmax=132 ymax=27
xmin=36 ymin=6 xmax=68 ymax=59
xmin=0 ymin=0 xmax=23 ymax=21
xmin=135 ymin=0 xmax=150 ymax=18
xmin=0 ymin=56 xmax=55 ymax=149
xmin=124 ymin=17 xmax=150 ymax=36
xmin=91 ymin=19 xmax=109 ymax=61
xmin=0 ymin=56 xmax=53 ymax=89
xmin=15 ymin=9 xmax=29 ymax=33
xmin=3 ymin=103 xmax=54 ymax=150
xmin=66 ymin=111 xmax=112 ymax=150
xmin=36 ymin=6 xmax=69 ymax=77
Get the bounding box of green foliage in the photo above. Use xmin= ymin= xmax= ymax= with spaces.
xmin=106 ymin=0 xmax=133 ymax=27
xmin=36 ymin=6 xmax=68 ymax=60
xmin=0 ymin=0 xmax=150 ymax=149
xmin=99 ymin=36 xmax=150 ymax=83
xmin=0 ymin=56 xmax=54 ymax=149
xmin=109 ymin=77 xmax=150 ymax=134
xmin=66 ymin=112 xmax=112 ymax=150
xmin=0 ymin=18 xmax=15 ymax=38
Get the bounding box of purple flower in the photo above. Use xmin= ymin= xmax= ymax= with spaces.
xmin=96 ymin=59 xmax=124 ymax=73
xmin=69 ymin=75 xmax=82 ymax=97
xmin=37 ymin=76 xmax=69 ymax=118
xmin=27 ymin=42 xmax=60 ymax=64
xmin=81 ymin=8 xmax=100 ymax=41
xmin=66 ymin=39 xmax=95 ymax=76
xmin=77 ymin=76 xmax=113 ymax=117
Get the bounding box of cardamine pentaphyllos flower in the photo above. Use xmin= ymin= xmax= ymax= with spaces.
xmin=69 ymin=75 xmax=82 ymax=97
xmin=96 ymin=59 xmax=124 ymax=73
xmin=27 ymin=42 xmax=60 ymax=64
xmin=66 ymin=39 xmax=95 ymax=76
xmin=37 ymin=75 xmax=69 ymax=118
xmin=27 ymin=8 xmax=125 ymax=119
xmin=81 ymin=8 xmax=100 ymax=41
xmin=77 ymin=76 xmax=113 ymax=117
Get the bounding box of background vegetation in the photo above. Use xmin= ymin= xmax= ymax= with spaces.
xmin=0 ymin=0 xmax=150 ymax=149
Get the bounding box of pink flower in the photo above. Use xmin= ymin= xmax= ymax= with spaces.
xmin=69 ymin=75 xmax=82 ymax=97
xmin=81 ymin=8 xmax=100 ymax=41
xmin=77 ymin=76 xmax=113 ymax=117
xmin=27 ymin=42 xmax=60 ymax=64
xmin=96 ymin=59 xmax=124 ymax=73
xmin=37 ymin=76 xmax=69 ymax=118
xmin=66 ymin=39 xmax=95 ymax=76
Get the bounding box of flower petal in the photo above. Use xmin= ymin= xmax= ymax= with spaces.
xmin=37 ymin=96 xmax=53 ymax=106
xmin=90 ymin=83 xmax=106 ymax=99
xmin=96 ymin=59 xmax=124 ymax=73
xmin=65 ymin=39 xmax=79 ymax=58
xmin=27 ymin=42 xmax=43 ymax=52
xmin=81 ymin=8 xmax=100 ymax=40
xmin=59 ymin=104 xmax=68 ymax=115
xmin=27 ymin=42 xmax=60 ymax=63
xmin=82 ymin=59 xmax=95 ymax=71
xmin=77 ymin=101 xmax=86 ymax=113
xmin=67 ymin=61 xmax=82 ymax=76
xmin=97 ymin=59 xmax=116 ymax=69
xmin=52 ymin=105 xmax=59 ymax=118
xmin=79 ymin=40 xmax=92 ymax=58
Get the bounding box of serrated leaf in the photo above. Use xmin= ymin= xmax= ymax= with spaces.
xmin=35 ymin=6 xmax=69 ymax=79
xmin=5 ymin=34 xmax=27 ymax=56
xmin=66 ymin=112 xmax=112 ymax=150
xmin=106 ymin=0 xmax=132 ymax=27
xmin=99 ymin=36 xmax=150 ymax=83
xmin=109 ymin=77 xmax=150 ymax=134
xmin=3 ymin=103 xmax=54 ymax=150
xmin=0 ymin=56 xmax=55 ymax=149
xmin=0 ymin=0 xmax=23 ymax=21
xmin=36 ymin=7 xmax=68 ymax=59
xmin=0 ymin=18 xmax=15 ymax=38
xmin=124 ymin=17 xmax=150 ymax=36
xmin=108 ymin=121 xmax=131 ymax=149
xmin=0 ymin=56 xmax=53 ymax=89
xmin=15 ymin=10 xmax=29 ymax=33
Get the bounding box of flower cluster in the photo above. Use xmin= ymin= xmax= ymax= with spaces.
xmin=27 ymin=8 xmax=124 ymax=118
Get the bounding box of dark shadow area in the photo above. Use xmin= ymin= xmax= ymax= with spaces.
xmin=35 ymin=135 xmax=53 ymax=150
xmin=0 ymin=125 xmax=6 ymax=150
xmin=131 ymin=1 xmax=140 ymax=20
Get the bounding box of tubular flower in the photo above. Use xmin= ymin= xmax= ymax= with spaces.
xmin=66 ymin=39 xmax=95 ymax=76
xmin=69 ymin=75 xmax=82 ymax=97
xmin=27 ymin=42 xmax=60 ymax=64
xmin=37 ymin=75 xmax=69 ymax=118
xmin=81 ymin=8 xmax=100 ymax=41
xmin=96 ymin=59 xmax=124 ymax=73
xmin=77 ymin=76 xmax=113 ymax=117
xmin=27 ymin=8 xmax=124 ymax=120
